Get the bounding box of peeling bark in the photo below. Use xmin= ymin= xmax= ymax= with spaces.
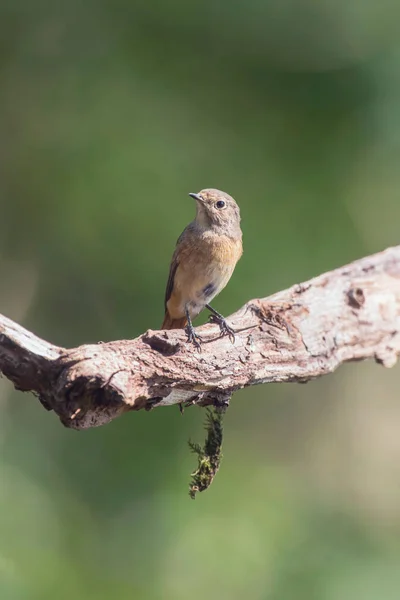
xmin=1 ymin=246 xmax=399 ymax=430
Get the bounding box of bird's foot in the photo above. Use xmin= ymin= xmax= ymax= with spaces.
xmin=209 ymin=314 xmax=236 ymax=344
xmin=185 ymin=323 xmax=203 ymax=351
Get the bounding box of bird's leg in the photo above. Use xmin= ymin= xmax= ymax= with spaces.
xmin=206 ymin=304 xmax=236 ymax=343
xmin=185 ymin=307 xmax=202 ymax=351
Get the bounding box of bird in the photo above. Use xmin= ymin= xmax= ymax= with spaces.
xmin=161 ymin=188 xmax=243 ymax=348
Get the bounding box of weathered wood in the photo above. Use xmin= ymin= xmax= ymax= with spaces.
xmin=1 ymin=246 xmax=399 ymax=430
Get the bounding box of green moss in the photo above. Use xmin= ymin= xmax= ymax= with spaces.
xmin=188 ymin=408 xmax=225 ymax=499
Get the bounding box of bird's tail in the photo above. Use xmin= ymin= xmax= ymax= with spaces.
xmin=161 ymin=311 xmax=188 ymax=330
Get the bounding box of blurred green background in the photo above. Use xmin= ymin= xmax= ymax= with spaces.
xmin=1 ymin=1 xmax=400 ymax=598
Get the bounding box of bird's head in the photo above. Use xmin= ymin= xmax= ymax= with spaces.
xmin=189 ymin=188 xmax=241 ymax=236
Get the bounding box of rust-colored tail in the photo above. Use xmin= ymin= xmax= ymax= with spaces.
xmin=161 ymin=311 xmax=188 ymax=330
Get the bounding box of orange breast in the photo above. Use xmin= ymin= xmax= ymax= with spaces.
xmin=166 ymin=232 xmax=242 ymax=320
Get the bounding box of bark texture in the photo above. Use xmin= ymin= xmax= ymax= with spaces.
xmin=1 ymin=246 xmax=399 ymax=430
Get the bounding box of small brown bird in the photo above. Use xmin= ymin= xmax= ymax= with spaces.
xmin=161 ymin=188 xmax=243 ymax=348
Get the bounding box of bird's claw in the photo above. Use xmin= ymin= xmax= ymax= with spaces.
xmin=185 ymin=324 xmax=203 ymax=351
xmin=209 ymin=315 xmax=236 ymax=344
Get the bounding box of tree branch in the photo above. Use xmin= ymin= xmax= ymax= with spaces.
xmin=1 ymin=246 xmax=400 ymax=430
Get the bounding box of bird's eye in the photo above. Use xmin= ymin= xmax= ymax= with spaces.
xmin=215 ymin=200 xmax=226 ymax=209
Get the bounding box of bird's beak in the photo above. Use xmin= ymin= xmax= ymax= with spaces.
xmin=189 ymin=192 xmax=204 ymax=203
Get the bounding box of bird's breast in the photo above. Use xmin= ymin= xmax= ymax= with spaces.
xmin=166 ymin=230 xmax=242 ymax=319
xmin=182 ymin=234 xmax=242 ymax=308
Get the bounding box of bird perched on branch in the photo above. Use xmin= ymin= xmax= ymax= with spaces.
xmin=161 ymin=188 xmax=243 ymax=348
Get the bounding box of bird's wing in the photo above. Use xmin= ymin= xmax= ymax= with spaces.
xmin=164 ymin=229 xmax=187 ymax=310
xmin=164 ymin=255 xmax=179 ymax=310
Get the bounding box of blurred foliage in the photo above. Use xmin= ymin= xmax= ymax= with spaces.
xmin=1 ymin=1 xmax=400 ymax=598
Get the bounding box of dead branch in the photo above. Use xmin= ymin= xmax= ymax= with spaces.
xmin=1 ymin=246 xmax=399 ymax=430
